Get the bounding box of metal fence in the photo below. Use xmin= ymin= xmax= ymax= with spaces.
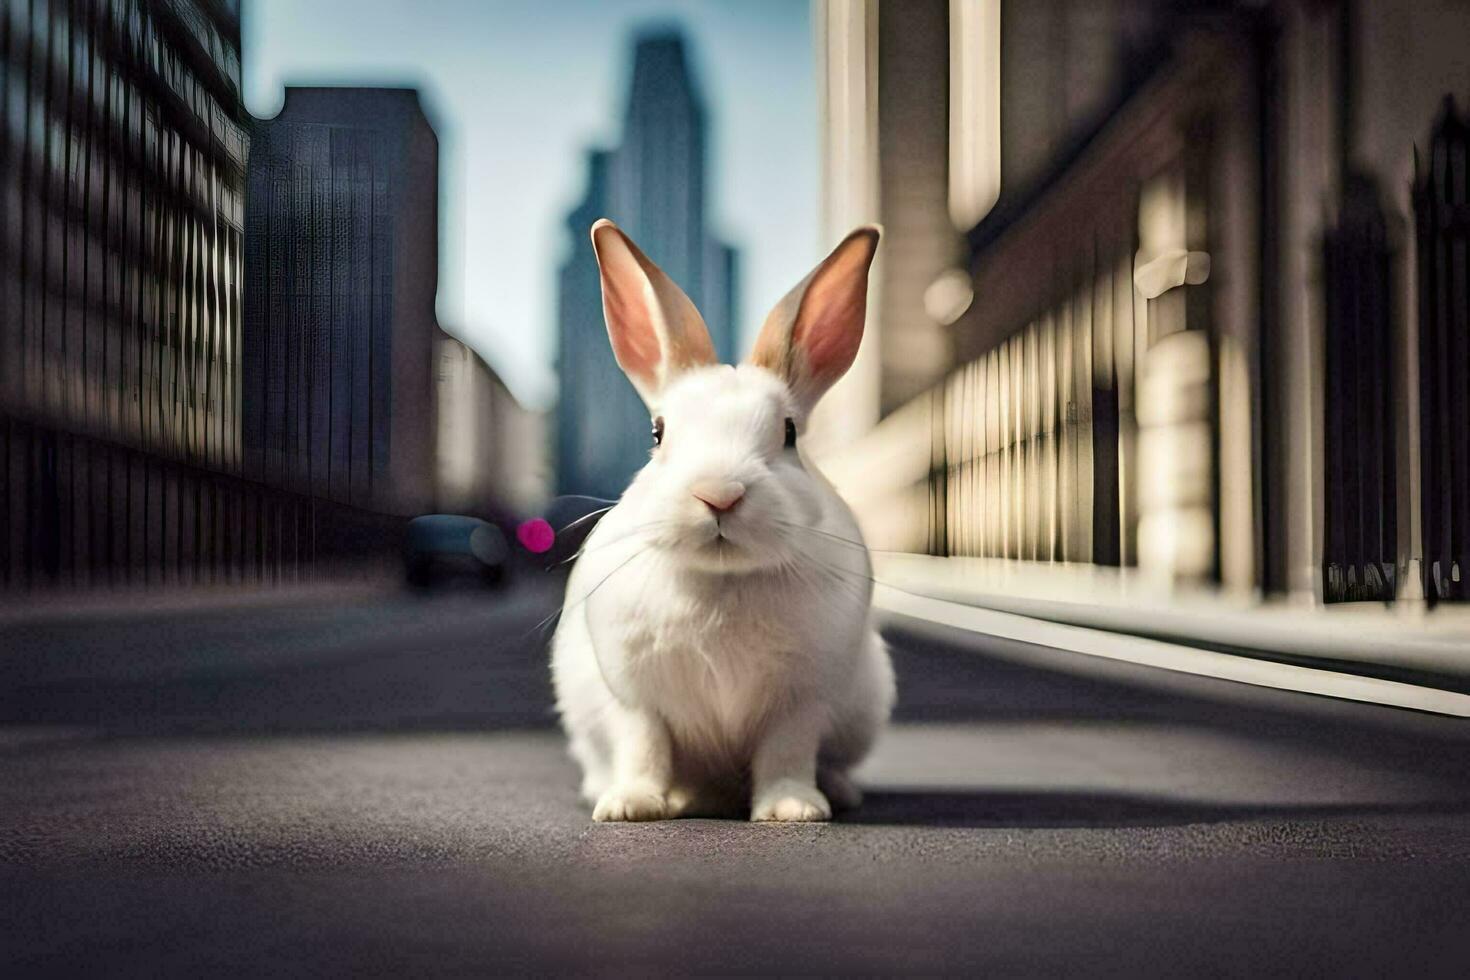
xmin=1414 ymin=96 xmax=1469 ymax=604
xmin=1321 ymin=174 xmax=1397 ymax=602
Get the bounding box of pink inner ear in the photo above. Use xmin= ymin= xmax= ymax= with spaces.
xmin=790 ymin=230 xmax=876 ymax=389
xmin=602 ymin=281 xmax=662 ymax=386
xmin=794 ymin=274 xmax=866 ymax=386
xmin=594 ymin=223 xmax=663 ymax=391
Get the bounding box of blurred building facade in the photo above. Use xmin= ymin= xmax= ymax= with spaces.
xmin=808 ymin=0 xmax=970 ymax=459
xmin=1 ymin=0 xmax=259 ymax=589
xmin=435 ymin=335 xmax=547 ymax=521
xmin=1 ymin=12 xmax=542 ymax=593
xmin=243 ymin=87 xmax=439 ymax=517
xmin=823 ymin=0 xmax=1470 ymax=606
xmin=246 ymin=86 xmax=546 ymax=523
xmin=556 ymin=30 xmax=740 ymax=499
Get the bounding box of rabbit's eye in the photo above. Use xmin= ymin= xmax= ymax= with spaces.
xmin=784 ymin=417 xmax=797 ymax=448
xmin=652 ymin=416 xmax=665 ymax=447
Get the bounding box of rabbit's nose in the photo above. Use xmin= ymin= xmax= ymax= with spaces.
xmin=691 ymin=480 xmax=745 ymax=513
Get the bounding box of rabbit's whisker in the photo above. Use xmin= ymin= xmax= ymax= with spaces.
xmin=807 ymin=560 xmax=872 ymax=603
xmin=770 ymin=519 xmax=866 ymax=549
xmin=556 ymin=494 xmax=621 ymax=509
xmin=798 ymin=551 xmax=954 ymax=608
xmin=547 ymin=520 xmax=675 ymax=569
xmin=555 ymin=505 xmax=617 ymax=537
xmin=771 ymin=519 xmax=910 ymax=556
xmin=529 ymin=543 xmax=655 ymax=638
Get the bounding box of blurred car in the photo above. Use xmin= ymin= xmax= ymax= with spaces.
xmin=404 ymin=515 xmax=510 ymax=588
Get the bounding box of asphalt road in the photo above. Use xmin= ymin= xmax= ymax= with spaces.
xmin=2 ymin=581 xmax=1469 ymax=976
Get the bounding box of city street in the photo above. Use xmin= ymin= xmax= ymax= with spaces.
xmin=2 ymin=582 xmax=1469 ymax=976
xmin=6 ymin=0 xmax=1470 ymax=975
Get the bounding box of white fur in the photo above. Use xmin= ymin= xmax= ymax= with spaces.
xmin=551 ymin=364 xmax=895 ymax=822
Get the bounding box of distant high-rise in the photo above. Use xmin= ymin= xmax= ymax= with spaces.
xmin=556 ymin=31 xmax=740 ymax=498
xmin=243 ymin=88 xmax=440 ymax=516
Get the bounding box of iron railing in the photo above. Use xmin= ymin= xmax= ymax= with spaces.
xmin=1414 ymin=96 xmax=1470 ymax=603
xmin=1321 ymin=174 xmax=1397 ymax=602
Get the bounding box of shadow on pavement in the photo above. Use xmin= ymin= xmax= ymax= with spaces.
xmin=848 ymin=789 xmax=1470 ymax=829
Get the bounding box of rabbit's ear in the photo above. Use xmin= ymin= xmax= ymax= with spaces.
xmin=747 ymin=225 xmax=880 ymax=415
xmin=591 ymin=219 xmax=717 ymax=408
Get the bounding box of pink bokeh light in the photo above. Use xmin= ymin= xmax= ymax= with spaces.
xmin=517 ymin=518 xmax=555 ymax=554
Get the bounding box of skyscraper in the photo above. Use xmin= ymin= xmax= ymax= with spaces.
xmin=556 ymin=30 xmax=740 ymax=499
xmin=242 ymin=87 xmax=439 ymax=517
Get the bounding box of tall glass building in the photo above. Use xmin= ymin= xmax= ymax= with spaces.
xmin=242 ymin=87 xmax=440 ymax=518
xmin=556 ymin=30 xmax=740 ymax=500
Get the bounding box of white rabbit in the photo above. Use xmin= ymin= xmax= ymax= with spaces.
xmin=551 ymin=219 xmax=895 ymax=822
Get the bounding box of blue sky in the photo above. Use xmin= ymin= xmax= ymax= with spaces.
xmin=243 ymin=0 xmax=819 ymax=409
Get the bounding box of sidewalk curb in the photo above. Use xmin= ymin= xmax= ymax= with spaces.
xmin=875 ymin=585 xmax=1470 ymax=720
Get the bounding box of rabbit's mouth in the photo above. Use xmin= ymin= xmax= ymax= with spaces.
xmin=679 ymin=526 xmax=772 ymax=574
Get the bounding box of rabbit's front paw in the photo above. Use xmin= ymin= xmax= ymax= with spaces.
xmin=751 ymin=782 xmax=832 ymax=823
xmin=592 ymin=784 xmax=669 ymax=822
